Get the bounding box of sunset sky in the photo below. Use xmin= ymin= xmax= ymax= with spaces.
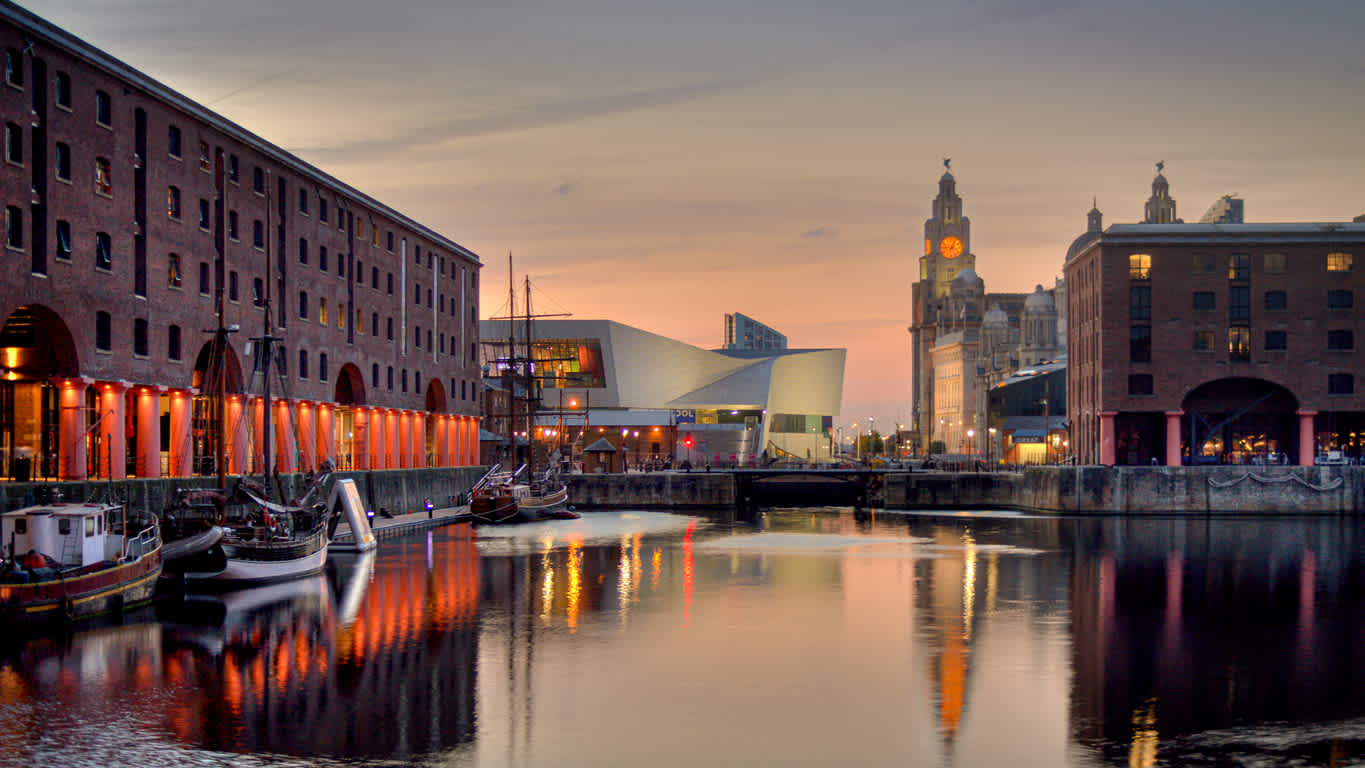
xmin=22 ymin=0 xmax=1364 ymax=430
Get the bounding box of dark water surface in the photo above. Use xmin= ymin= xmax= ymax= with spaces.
xmin=3 ymin=509 xmax=1365 ymax=767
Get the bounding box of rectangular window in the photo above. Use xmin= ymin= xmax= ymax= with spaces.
xmin=55 ymin=71 xmax=71 ymax=108
xmin=319 ymin=297 xmax=328 ymax=325
xmin=319 ymin=198 xmax=328 ymax=222
xmin=227 ymin=271 xmax=239 ymax=302
xmin=1328 ymin=373 xmax=1354 ymax=396
xmin=1193 ymin=253 xmax=1216 ymax=274
xmin=1128 ymin=374 xmax=1153 ymax=396
xmin=1128 ymin=285 xmax=1150 ymax=321
xmin=1328 ymin=289 xmax=1353 ymax=310
xmin=1228 ymin=253 xmax=1250 ymax=281
xmin=1328 ymin=252 xmax=1353 ymax=272
xmin=319 ymin=353 xmax=328 ymax=382
xmin=95 ymin=157 xmax=111 ymax=195
xmin=1193 ymin=330 xmax=1215 ymax=352
xmin=298 ymin=188 xmax=309 ymax=215
xmin=338 ymin=302 xmax=346 ymax=330
xmin=168 ymin=325 xmax=182 ymax=361
xmin=299 ymin=349 xmax=309 ymax=379
xmin=133 ymin=318 xmax=148 ymax=357
xmin=387 ymin=273 xmax=393 ymax=294
xmin=168 ymin=253 xmax=182 ymax=288
xmin=198 ymin=141 xmax=210 ymax=172
xmin=4 ymin=205 xmax=20 ymax=249
xmin=1228 ymin=325 xmax=1250 ymax=361
xmin=4 ymin=121 xmax=21 ymax=164
xmin=168 ymin=125 xmax=182 ymax=158
xmin=319 ymin=246 xmax=328 ymax=272
xmin=95 ymin=231 xmax=111 ymax=270
xmin=3 ymin=48 xmax=19 ymax=87
xmin=166 ymin=186 xmax=181 ymax=219
xmin=1228 ymin=286 xmax=1250 ymax=323
xmin=387 ymin=231 xmax=394 ymax=251
xmin=1264 ymin=290 xmax=1286 ymax=311
xmin=252 ymin=219 xmax=264 ymax=249
xmin=55 ymin=220 xmax=71 ymax=260
xmin=386 ymin=317 xmax=393 ymax=340
xmin=1129 ymin=325 xmax=1151 ymax=362
xmin=371 ymin=313 xmax=378 ymax=336
xmin=199 ymin=262 xmax=209 ymax=295
xmin=387 ymin=366 xmax=393 ymax=390
xmin=1264 ymin=330 xmax=1286 ymax=351
xmin=299 ymin=290 xmax=309 ymax=319
xmin=95 ymin=311 xmax=111 ymax=351
xmin=1328 ymin=329 xmax=1354 ymax=351
xmin=1264 ymin=253 xmax=1287 ymax=274
xmin=95 ymin=90 xmax=111 ymax=126
xmin=228 ymin=154 xmax=239 ymax=183
xmin=357 ymin=219 xmax=365 ymax=240
xmin=1129 ymin=253 xmax=1151 ymax=280
xmin=55 ymin=142 xmax=70 ymax=180
xmin=197 ymin=199 xmax=209 ymax=229
xmin=253 ymin=166 xmax=265 ymax=194
xmin=252 ymin=277 xmax=264 ymax=307
xmin=1193 ymin=291 xmax=1215 ymax=311
xmin=299 ymin=237 xmax=308 ymax=265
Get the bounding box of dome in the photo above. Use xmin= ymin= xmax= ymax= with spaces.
xmin=1024 ymin=285 xmax=1054 ymax=312
xmin=951 ymin=267 xmax=983 ymax=287
xmin=983 ymin=303 xmax=1008 ymax=326
xmin=1065 ymin=230 xmax=1100 ymax=263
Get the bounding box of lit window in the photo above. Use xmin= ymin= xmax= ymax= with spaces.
xmin=167 ymin=186 xmax=181 ymax=219
xmin=338 ymin=301 xmax=346 ymax=330
xmin=168 ymin=253 xmax=182 ymax=287
xmin=357 ymin=218 xmax=365 ymax=240
xmin=319 ymin=297 xmax=328 ymax=325
xmin=356 ymin=307 xmax=363 ymax=334
xmin=1228 ymin=326 xmax=1250 ymax=361
xmin=94 ymin=157 xmax=111 ymax=195
xmin=198 ymin=140 xmax=210 ymax=171
xmin=1129 ymin=253 xmax=1151 ymax=280
xmin=1228 ymin=253 xmax=1250 ymax=281
xmin=1328 ymin=252 xmax=1353 ymax=272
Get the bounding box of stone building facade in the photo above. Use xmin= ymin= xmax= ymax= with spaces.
xmin=0 ymin=5 xmax=483 ymax=481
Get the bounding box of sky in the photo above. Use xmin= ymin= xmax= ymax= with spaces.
xmin=19 ymin=0 xmax=1365 ymax=431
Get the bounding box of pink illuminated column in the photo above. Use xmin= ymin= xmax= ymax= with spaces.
xmin=168 ymin=389 xmax=193 ymax=477
xmin=1099 ymin=411 xmax=1117 ymax=467
xmin=416 ymin=415 xmax=429 ymax=467
xmin=397 ymin=411 xmax=411 ymax=468
xmin=385 ymin=410 xmax=399 ymax=469
xmin=135 ymin=386 xmax=163 ymax=478
xmin=226 ymin=395 xmax=249 ymax=475
xmin=436 ymin=416 xmax=450 ymax=467
xmin=1164 ymin=410 xmax=1183 ymax=468
xmin=450 ymin=417 xmax=463 ymax=466
xmin=316 ymin=405 xmax=335 ymax=469
xmin=351 ymin=407 xmax=369 ymax=470
xmin=251 ymin=397 xmax=265 ymax=475
xmin=471 ymin=417 xmax=481 ymax=464
xmin=297 ymin=402 xmax=316 ymax=472
xmin=58 ymin=377 xmax=91 ymax=480
xmin=99 ymin=381 xmax=129 ymax=479
xmin=275 ymin=399 xmax=297 ymax=473
xmin=1298 ymin=410 xmax=1318 ymax=466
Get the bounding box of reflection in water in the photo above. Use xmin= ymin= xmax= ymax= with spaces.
xmin=2 ymin=511 xmax=1365 ymax=766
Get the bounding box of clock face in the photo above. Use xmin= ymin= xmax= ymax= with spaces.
xmin=940 ymin=236 xmax=963 ymax=259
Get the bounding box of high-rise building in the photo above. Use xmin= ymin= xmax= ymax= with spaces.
xmin=1200 ymin=194 xmax=1245 ymax=224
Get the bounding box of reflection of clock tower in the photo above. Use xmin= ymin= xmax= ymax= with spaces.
xmin=909 ymin=161 xmax=978 ymax=453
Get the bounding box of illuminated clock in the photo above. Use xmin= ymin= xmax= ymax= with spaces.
xmin=925 ymin=238 xmax=932 ymax=256
xmin=940 ymin=236 xmax=963 ymax=259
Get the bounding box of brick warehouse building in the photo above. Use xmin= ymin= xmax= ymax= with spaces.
xmin=1065 ymin=169 xmax=1365 ymax=466
xmin=0 ymin=3 xmax=483 ymax=482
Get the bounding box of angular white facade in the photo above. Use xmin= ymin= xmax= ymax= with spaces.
xmin=482 ymin=319 xmax=845 ymax=462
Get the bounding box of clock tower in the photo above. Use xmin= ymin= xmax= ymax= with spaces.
xmin=909 ymin=160 xmax=978 ymax=453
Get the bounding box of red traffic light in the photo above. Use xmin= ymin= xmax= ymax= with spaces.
xmin=683 ymin=434 xmax=694 ymax=448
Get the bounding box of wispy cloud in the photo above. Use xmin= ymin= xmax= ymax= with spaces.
xmin=801 ymin=226 xmax=837 ymax=239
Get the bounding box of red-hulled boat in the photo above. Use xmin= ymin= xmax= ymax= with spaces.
xmin=0 ymin=500 xmax=162 ymax=625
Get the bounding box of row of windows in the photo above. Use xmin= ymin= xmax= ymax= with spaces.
xmin=1128 ymin=373 xmax=1354 ymax=397
xmin=1132 ymin=324 xmax=1357 ymax=361
xmin=1129 ymin=252 xmax=1355 ymax=279
xmin=1187 ymin=289 xmax=1354 ymax=313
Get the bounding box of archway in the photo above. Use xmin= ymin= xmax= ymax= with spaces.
xmin=333 ymin=363 xmax=366 ymax=470
xmin=190 ymin=335 xmax=246 ymax=475
xmin=0 ymin=305 xmax=80 ymax=480
xmin=424 ymin=379 xmax=448 ymax=467
xmin=1180 ymin=377 xmax=1299 ymax=464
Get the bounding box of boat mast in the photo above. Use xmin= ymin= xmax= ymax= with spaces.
xmin=213 ymin=148 xmax=228 ymax=516
xmin=259 ymin=173 xmax=279 ymax=502
xmin=507 ymin=252 xmax=516 ymax=467
xmin=524 ymin=274 xmax=534 ymax=479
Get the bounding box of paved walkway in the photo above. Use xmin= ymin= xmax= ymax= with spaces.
xmin=332 ymin=503 xmax=471 ymax=547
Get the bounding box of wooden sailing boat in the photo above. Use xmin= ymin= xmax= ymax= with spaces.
xmin=169 ymin=173 xmax=334 ymax=584
xmin=467 ymin=255 xmax=573 ymax=524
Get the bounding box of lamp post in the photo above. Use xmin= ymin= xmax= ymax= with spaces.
xmin=988 ymin=426 xmax=997 ymax=470
xmin=868 ymin=417 xmax=875 ymax=459
xmin=853 ymin=423 xmax=860 ymax=462
xmin=967 ymin=428 xmax=975 ymax=462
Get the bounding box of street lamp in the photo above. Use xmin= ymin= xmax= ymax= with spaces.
xmin=988 ymin=426 xmax=997 ymax=470
xmin=967 ymin=428 xmax=975 ymax=461
xmin=868 ymin=417 xmax=875 ymax=458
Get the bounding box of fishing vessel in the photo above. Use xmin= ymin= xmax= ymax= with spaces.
xmin=0 ymin=498 xmax=161 ymax=624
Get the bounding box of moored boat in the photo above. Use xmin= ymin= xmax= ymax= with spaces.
xmin=0 ymin=500 xmax=161 ymax=624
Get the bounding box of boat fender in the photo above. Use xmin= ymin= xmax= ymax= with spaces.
xmin=567 ymin=505 xmax=576 ymax=512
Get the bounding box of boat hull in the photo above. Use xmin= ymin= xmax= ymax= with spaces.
xmin=185 ymin=525 xmax=329 ymax=586
xmin=1 ymin=551 xmax=163 ymax=625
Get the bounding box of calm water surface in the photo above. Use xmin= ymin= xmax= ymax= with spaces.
xmin=2 ymin=508 xmax=1364 ymax=767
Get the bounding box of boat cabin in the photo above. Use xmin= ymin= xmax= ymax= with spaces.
xmin=1 ymin=502 xmax=127 ymax=569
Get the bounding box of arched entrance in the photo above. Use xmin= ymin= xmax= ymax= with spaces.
xmin=0 ymin=305 xmax=79 ymax=480
xmin=424 ymin=379 xmax=447 ymax=467
xmin=333 ymin=363 xmax=366 ymax=470
xmin=1180 ymin=378 xmax=1299 ymax=464
xmin=191 ymin=335 xmax=246 ymax=476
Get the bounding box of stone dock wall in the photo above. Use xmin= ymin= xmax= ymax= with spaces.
xmin=566 ymin=466 xmax=1364 ymax=514
xmin=0 ymin=467 xmax=487 ymax=517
